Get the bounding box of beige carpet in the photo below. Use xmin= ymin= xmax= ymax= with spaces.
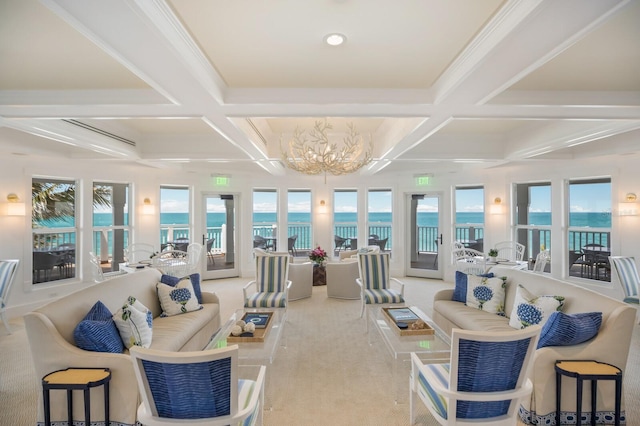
xmin=0 ymin=276 xmax=638 ymax=425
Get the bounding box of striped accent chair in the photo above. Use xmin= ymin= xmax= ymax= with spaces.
xmin=0 ymin=259 xmax=19 ymax=334
xmin=609 ymin=256 xmax=640 ymax=305
xmin=410 ymin=326 xmax=540 ymax=426
xmin=244 ymin=253 xmax=291 ymax=309
xmin=356 ymin=252 xmax=405 ymax=318
xmin=130 ymin=345 xmax=266 ymax=426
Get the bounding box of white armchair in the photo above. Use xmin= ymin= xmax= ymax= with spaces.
xmin=288 ymin=261 xmax=313 ymax=301
xmin=326 ymin=260 xmax=360 ymax=300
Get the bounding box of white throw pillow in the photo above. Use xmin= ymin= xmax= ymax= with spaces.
xmin=509 ymin=284 xmax=565 ymax=329
xmin=465 ymin=275 xmax=507 ymax=315
xmin=157 ymin=278 xmax=202 ymax=317
xmin=113 ymin=297 xmax=153 ymax=348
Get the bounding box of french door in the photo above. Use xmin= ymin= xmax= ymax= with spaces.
xmin=406 ymin=193 xmax=444 ymax=279
xmin=199 ymin=193 xmax=238 ymax=280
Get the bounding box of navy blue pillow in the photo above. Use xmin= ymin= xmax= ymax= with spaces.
xmin=453 ymin=271 xmax=494 ymax=303
xmin=161 ymin=273 xmax=203 ymax=304
xmin=537 ymin=311 xmax=602 ymax=349
xmin=73 ymin=301 xmax=124 ymax=353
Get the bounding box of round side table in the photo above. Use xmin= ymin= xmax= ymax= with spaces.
xmin=42 ymin=367 xmax=111 ymax=426
xmin=555 ymin=360 xmax=621 ymax=426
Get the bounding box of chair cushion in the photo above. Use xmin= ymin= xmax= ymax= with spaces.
xmin=508 ymin=284 xmax=565 ymax=330
xmin=157 ymin=278 xmax=202 ymax=317
xmin=113 ymin=296 xmax=153 ymax=348
xmin=161 ymin=273 xmax=203 ymax=304
xmin=73 ymin=301 xmax=124 ymax=353
xmin=245 ymin=292 xmax=287 ymax=308
xmin=358 ymin=253 xmax=390 ymax=290
xmin=417 ymin=363 xmax=450 ymax=420
xmin=537 ymin=311 xmax=602 ymax=348
xmin=465 ymin=275 xmax=507 ymax=315
xmin=364 ymin=288 xmax=404 ymax=304
xmin=453 ymin=271 xmax=494 ymax=303
xmin=256 ymin=255 xmax=289 ymax=292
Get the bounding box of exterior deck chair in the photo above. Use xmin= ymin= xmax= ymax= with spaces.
xmin=494 ymin=241 xmax=526 ymax=261
xmin=130 ymin=345 xmax=266 ymax=426
xmin=206 ymin=238 xmax=215 ymax=265
xmin=0 ymin=259 xmax=19 ymax=333
xmin=532 ymin=249 xmax=550 ymax=273
xmin=244 ymin=252 xmax=291 ymax=309
xmin=288 ymin=234 xmax=298 ymax=257
xmin=356 ymin=252 xmax=405 ymax=318
xmin=334 ymin=235 xmax=348 ymax=253
xmin=452 ymin=248 xmax=487 ymax=275
xmin=410 ymin=326 xmax=541 ymax=426
xmin=609 ymin=256 xmax=640 ymax=307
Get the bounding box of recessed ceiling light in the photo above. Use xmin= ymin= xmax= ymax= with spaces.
xmin=324 ymin=33 xmax=346 ymax=46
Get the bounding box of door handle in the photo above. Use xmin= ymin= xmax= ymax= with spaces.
xmin=439 ymin=234 xmax=443 ymax=244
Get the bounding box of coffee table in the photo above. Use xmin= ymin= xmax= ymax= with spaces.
xmin=368 ymin=305 xmax=450 ymax=403
xmin=207 ymin=308 xmax=287 ymax=409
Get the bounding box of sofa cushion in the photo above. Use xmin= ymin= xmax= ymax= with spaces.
xmin=453 ymin=271 xmax=494 ymax=303
xmin=508 ymin=284 xmax=565 ymax=330
xmin=157 ymin=278 xmax=202 ymax=317
xmin=73 ymin=301 xmax=124 ymax=353
xmin=113 ymin=296 xmax=153 ymax=348
xmin=465 ymin=275 xmax=507 ymax=315
xmin=161 ymin=273 xmax=203 ymax=304
xmin=150 ymin=304 xmax=219 ymax=351
xmin=433 ymin=300 xmax=514 ymax=332
xmin=537 ymin=311 xmax=602 ymax=348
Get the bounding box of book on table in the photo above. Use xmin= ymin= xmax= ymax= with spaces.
xmin=385 ymin=307 xmax=419 ymax=323
xmin=242 ymin=312 xmax=272 ymax=329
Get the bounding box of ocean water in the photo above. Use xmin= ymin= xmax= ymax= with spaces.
xmin=42 ymin=211 xmax=613 ymax=229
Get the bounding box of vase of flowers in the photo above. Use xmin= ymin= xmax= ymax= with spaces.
xmin=309 ymin=246 xmax=328 ymax=266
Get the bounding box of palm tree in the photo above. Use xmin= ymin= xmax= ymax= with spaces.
xmin=32 ymin=182 xmax=111 ymax=225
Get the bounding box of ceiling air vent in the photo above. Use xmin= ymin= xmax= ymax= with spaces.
xmin=62 ymin=119 xmax=136 ymax=147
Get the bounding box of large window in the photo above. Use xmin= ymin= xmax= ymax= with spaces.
xmin=567 ymin=178 xmax=611 ymax=281
xmin=287 ymin=190 xmax=311 ymax=257
xmin=160 ymin=186 xmax=190 ymax=250
xmin=333 ymin=190 xmax=358 ymax=254
xmin=514 ymin=182 xmax=551 ymax=271
xmin=92 ymin=182 xmax=130 ymax=272
xmin=454 ymin=186 xmax=484 ymax=252
xmin=368 ymin=189 xmax=392 ymax=252
xmin=32 ymin=177 xmax=77 ymax=284
xmin=253 ymin=189 xmax=278 ymax=251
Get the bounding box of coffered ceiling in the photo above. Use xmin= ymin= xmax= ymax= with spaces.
xmin=0 ymin=0 xmax=639 ymax=178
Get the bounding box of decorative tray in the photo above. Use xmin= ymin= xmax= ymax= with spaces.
xmin=381 ymin=307 xmax=435 ymax=336
xmin=226 ymin=312 xmax=274 ymax=343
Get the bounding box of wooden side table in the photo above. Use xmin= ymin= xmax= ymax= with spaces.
xmin=42 ymin=367 xmax=111 ymax=426
xmin=555 ymin=360 xmax=621 ymax=426
xmin=313 ymin=264 xmax=326 ymax=286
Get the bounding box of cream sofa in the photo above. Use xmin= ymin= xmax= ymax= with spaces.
xmin=433 ymin=267 xmax=636 ymax=424
xmin=288 ymin=260 xmax=313 ymax=301
xmin=326 ymin=250 xmax=360 ymax=299
xmin=24 ymin=268 xmax=221 ymax=426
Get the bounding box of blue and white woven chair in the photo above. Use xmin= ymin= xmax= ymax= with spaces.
xmin=356 ymin=252 xmax=405 ymax=318
xmin=243 ymin=252 xmax=291 ymax=310
xmin=410 ymin=326 xmax=540 ymax=426
xmin=0 ymin=259 xmax=19 ymax=334
xmin=130 ymin=345 xmax=266 ymax=426
xmin=609 ymin=256 xmax=639 ymax=323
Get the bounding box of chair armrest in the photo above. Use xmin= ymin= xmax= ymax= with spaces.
xmin=390 ymin=277 xmax=405 ymax=296
xmin=235 ymin=365 xmax=267 ymax=421
xmin=243 ymin=280 xmax=257 ymax=300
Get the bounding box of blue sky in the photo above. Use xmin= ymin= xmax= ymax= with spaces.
xmin=160 ymin=183 xmax=611 ymax=213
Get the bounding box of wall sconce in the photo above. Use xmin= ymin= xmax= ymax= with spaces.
xmin=618 ymin=193 xmax=638 ymax=216
xmin=489 ymin=197 xmax=504 ymax=215
xmin=318 ymin=199 xmax=327 ymax=214
xmin=142 ymin=198 xmax=155 ymax=215
xmin=2 ymin=193 xmax=26 ymax=216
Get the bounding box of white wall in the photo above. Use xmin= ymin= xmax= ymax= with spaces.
xmin=1 ymin=148 xmax=639 ymax=319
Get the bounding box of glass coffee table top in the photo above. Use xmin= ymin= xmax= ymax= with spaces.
xmin=207 ymin=308 xmax=286 ymax=365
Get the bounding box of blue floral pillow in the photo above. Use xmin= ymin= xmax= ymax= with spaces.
xmin=453 ymin=271 xmax=494 ymax=303
xmin=465 ymin=275 xmax=507 ymax=315
xmin=74 ymin=301 xmax=124 ymax=353
xmin=537 ymin=311 xmax=602 ymax=348
xmin=509 ymin=284 xmax=565 ymax=330
xmin=161 ymin=273 xmax=203 ymax=304
xmin=157 ymin=278 xmax=202 ymax=317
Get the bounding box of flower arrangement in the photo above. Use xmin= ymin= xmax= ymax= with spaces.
xmin=309 ymin=246 xmax=328 ymax=264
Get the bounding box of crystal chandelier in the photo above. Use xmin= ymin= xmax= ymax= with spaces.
xmin=280 ymin=119 xmax=373 ymax=181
